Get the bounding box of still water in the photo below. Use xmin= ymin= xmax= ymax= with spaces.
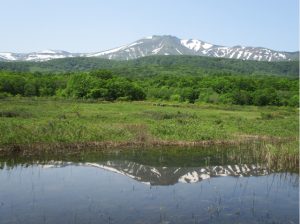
xmin=0 ymin=147 xmax=298 ymax=224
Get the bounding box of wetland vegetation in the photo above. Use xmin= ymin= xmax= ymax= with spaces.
xmin=0 ymin=98 xmax=298 ymax=158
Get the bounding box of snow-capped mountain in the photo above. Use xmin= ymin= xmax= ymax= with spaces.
xmin=88 ymin=35 xmax=298 ymax=61
xmin=0 ymin=35 xmax=298 ymax=62
xmin=0 ymin=50 xmax=77 ymax=62
xmin=41 ymin=160 xmax=270 ymax=186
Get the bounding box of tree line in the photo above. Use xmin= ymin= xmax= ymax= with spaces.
xmin=0 ymin=55 xmax=298 ymax=76
xmin=0 ymin=70 xmax=298 ymax=107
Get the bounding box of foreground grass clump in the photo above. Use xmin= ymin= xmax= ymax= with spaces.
xmin=0 ymin=98 xmax=298 ymax=153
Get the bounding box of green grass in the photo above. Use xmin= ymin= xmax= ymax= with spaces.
xmin=0 ymin=98 xmax=298 ymax=148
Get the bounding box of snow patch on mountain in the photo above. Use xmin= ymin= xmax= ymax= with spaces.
xmin=88 ymin=45 xmax=127 ymax=57
xmin=152 ymin=45 xmax=164 ymax=54
xmin=0 ymin=53 xmax=17 ymax=61
xmin=144 ymin=36 xmax=154 ymax=39
xmin=181 ymin=39 xmax=213 ymax=51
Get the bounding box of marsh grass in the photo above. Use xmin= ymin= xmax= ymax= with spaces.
xmin=0 ymin=98 xmax=298 ymax=157
xmin=262 ymin=142 xmax=299 ymax=171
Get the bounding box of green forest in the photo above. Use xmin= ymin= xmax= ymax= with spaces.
xmin=0 ymin=69 xmax=298 ymax=107
xmin=0 ymin=55 xmax=298 ymax=76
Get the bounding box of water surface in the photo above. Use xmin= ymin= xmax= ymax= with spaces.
xmin=0 ymin=147 xmax=298 ymax=224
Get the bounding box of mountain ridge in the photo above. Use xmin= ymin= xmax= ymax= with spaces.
xmin=0 ymin=35 xmax=298 ymax=62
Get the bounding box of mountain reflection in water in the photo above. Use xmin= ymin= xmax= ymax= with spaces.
xmin=41 ymin=160 xmax=271 ymax=185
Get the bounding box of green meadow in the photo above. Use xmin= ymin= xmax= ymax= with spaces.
xmin=0 ymin=98 xmax=298 ymax=153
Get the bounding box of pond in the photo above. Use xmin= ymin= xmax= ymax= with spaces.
xmin=0 ymin=146 xmax=298 ymax=224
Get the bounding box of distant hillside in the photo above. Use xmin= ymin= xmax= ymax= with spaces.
xmin=0 ymin=55 xmax=298 ymax=76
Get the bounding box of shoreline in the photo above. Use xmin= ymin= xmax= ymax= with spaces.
xmin=0 ymin=136 xmax=296 ymax=156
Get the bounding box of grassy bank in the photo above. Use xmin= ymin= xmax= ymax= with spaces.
xmin=0 ymin=98 xmax=298 ymax=155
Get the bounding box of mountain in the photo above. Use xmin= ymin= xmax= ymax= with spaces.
xmin=87 ymin=35 xmax=298 ymax=62
xmin=0 ymin=50 xmax=78 ymax=62
xmin=0 ymin=35 xmax=298 ymax=62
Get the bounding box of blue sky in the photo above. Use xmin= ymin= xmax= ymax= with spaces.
xmin=0 ymin=0 xmax=298 ymax=52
